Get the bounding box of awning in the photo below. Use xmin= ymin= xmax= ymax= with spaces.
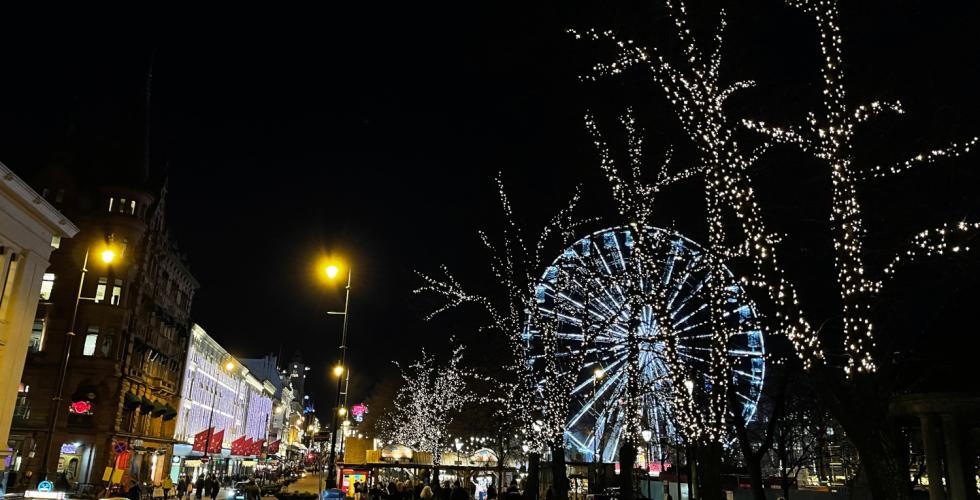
xmin=150 ymin=401 xmax=168 ymax=417
xmin=162 ymin=405 xmax=178 ymax=421
xmin=123 ymin=392 xmax=140 ymax=410
xmin=139 ymin=397 xmax=155 ymax=413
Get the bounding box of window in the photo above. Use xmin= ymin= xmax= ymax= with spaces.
xmin=118 ymin=198 xmax=127 ymax=213
xmin=51 ymin=236 xmax=61 ymax=249
xmin=40 ymin=273 xmax=55 ymax=300
xmin=29 ymin=319 xmax=45 ymax=353
xmin=108 ymin=197 xmax=115 ymax=212
xmin=111 ymin=279 xmax=123 ymax=306
xmin=101 ymin=329 xmax=114 ymax=357
xmin=129 ymin=200 xmax=136 ymax=215
xmin=95 ymin=277 xmax=107 ymax=303
xmin=41 ymin=188 xmax=51 ymax=199
xmin=55 ymin=189 xmax=65 ymax=203
xmin=82 ymin=327 xmax=99 ymax=356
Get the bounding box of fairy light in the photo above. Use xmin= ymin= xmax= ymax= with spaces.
xmin=379 ymin=341 xmax=485 ymax=466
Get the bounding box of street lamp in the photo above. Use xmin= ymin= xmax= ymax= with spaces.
xmin=323 ymin=261 xmax=352 ymax=489
xmin=40 ymin=241 xmax=117 ymax=482
xmin=202 ymin=362 xmax=235 ymax=473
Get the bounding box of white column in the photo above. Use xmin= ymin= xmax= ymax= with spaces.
xmin=920 ymin=414 xmax=946 ymax=500
xmin=940 ymin=415 xmax=968 ymax=500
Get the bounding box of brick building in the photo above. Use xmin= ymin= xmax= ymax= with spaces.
xmin=9 ymin=165 xmax=198 ymax=490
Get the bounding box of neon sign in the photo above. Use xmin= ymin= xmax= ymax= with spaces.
xmin=351 ymin=404 xmax=367 ymax=422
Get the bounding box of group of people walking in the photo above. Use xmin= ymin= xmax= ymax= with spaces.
xmin=125 ymin=474 xmax=224 ymax=500
xmin=354 ymin=478 xmax=522 ymax=500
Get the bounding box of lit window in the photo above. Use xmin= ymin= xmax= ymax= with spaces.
xmin=29 ymin=319 xmax=45 ymax=353
xmin=39 ymin=273 xmax=55 ymax=301
xmin=82 ymin=327 xmax=99 ymax=356
xmin=129 ymin=200 xmax=136 ymax=215
xmin=95 ymin=277 xmax=107 ymax=303
xmin=119 ymin=198 xmax=127 ymax=213
xmin=51 ymin=236 xmax=61 ymax=249
xmin=108 ymin=198 xmax=115 ymax=212
xmin=111 ymin=279 xmax=123 ymax=306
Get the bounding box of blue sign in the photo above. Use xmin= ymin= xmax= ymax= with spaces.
xmin=38 ymin=481 xmax=54 ymax=492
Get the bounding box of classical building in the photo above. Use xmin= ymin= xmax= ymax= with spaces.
xmin=238 ymin=354 xmax=295 ymax=459
xmin=172 ymin=325 xmax=275 ymax=481
xmin=9 ymin=166 xmax=197 ymax=490
xmin=0 ymin=163 xmax=78 ymax=491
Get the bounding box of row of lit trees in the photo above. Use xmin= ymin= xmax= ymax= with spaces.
xmin=414 ymin=2 xmax=976 ymax=500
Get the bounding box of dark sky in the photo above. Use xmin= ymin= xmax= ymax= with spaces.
xmin=1 ymin=2 xmax=978 ymax=416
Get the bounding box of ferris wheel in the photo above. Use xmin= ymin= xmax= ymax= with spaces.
xmin=526 ymin=226 xmax=766 ymax=462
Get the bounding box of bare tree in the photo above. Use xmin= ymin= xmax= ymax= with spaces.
xmin=571 ymin=1 xmax=979 ymax=498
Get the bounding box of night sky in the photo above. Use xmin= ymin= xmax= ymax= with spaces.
xmin=1 ymin=2 xmax=978 ymax=417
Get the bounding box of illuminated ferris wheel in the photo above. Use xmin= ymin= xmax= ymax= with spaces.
xmin=526 ymin=226 xmax=766 ymax=462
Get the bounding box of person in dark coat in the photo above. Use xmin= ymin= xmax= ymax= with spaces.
xmin=486 ymin=483 xmax=496 ymax=500
xmin=208 ymin=476 xmax=220 ymax=500
xmin=450 ymin=481 xmax=468 ymax=500
xmin=504 ymin=480 xmax=520 ymax=500
xmin=194 ymin=476 xmax=205 ymax=500
xmin=177 ymin=478 xmax=187 ymax=500
xmin=128 ymin=480 xmax=143 ymax=500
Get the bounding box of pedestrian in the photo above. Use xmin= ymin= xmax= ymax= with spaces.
xmin=163 ymin=476 xmax=174 ymax=500
xmin=450 ymin=481 xmax=468 ymax=500
xmin=420 ymin=486 xmax=433 ymax=500
xmin=209 ymin=476 xmax=220 ymax=500
xmin=195 ymin=475 xmax=205 ymax=500
xmin=177 ymin=477 xmax=187 ymax=500
xmin=128 ymin=480 xmax=143 ymax=500
xmin=245 ymin=480 xmax=261 ymax=500
xmin=504 ymin=480 xmax=520 ymax=500
xmin=486 ymin=483 xmax=496 ymax=500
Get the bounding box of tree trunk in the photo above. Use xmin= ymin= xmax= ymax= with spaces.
xmin=550 ymin=439 xmax=569 ymax=500
xmin=851 ymin=432 xmax=911 ymax=500
xmin=618 ymin=442 xmax=637 ymax=500
xmin=746 ymin=456 xmax=765 ymax=500
xmin=695 ymin=442 xmax=725 ymax=500
xmin=526 ymin=452 xmax=540 ymax=500
xmin=809 ymin=369 xmax=911 ymax=500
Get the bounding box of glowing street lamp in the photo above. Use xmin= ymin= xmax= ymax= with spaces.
xmin=41 ymin=240 xmax=119 ymax=481
xmin=320 ymin=258 xmax=353 ymax=490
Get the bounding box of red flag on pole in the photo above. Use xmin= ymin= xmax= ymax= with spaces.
xmin=252 ymin=439 xmax=265 ymax=456
xmin=242 ymin=438 xmax=253 ymax=456
xmin=230 ymin=436 xmax=246 ymax=456
xmin=208 ymin=429 xmax=224 ymax=454
xmin=192 ymin=428 xmax=212 ymax=453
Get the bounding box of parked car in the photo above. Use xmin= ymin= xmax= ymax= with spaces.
xmin=233 ymin=482 xmax=250 ymax=500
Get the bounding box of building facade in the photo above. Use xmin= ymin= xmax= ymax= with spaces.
xmin=173 ymin=325 xmax=275 ymax=480
xmin=0 ymin=163 xmax=79 ymax=490
xmin=9 ymin=169 xmax=197 ymax=490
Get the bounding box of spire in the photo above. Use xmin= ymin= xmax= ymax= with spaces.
xmin=143 ymin=50 xmax=155 ymax=184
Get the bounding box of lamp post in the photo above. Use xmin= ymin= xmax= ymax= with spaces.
xmin=202 ymin=362 xmax=235 ymax=474
xmin=591 ymin=368 xmax=603 ymax=493
xmin=324 ymin=264 xmax=352 ymax=489
xmin=40 ymin=242 xmax=116 ymax=482
xmin=683 ymin=379 xmax=694 ymax=500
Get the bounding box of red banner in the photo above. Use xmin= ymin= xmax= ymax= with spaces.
xmin=267 ymin=440 xmax=280 ymax=454
xmin=251 ymin=439 xmax=265 ymax=456
xmin=192 ymin=428 xmax=213 ymax=453
xmin=230 ymin=436 xmax=246 ymax=456
xmin=208 ymin=429 xmax=224 ymax=454
xmin=242 ymin=438 xmax=253 ymax=456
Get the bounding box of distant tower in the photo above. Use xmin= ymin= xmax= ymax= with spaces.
xmin=289 ymin=350 xmax=309 ymax=399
